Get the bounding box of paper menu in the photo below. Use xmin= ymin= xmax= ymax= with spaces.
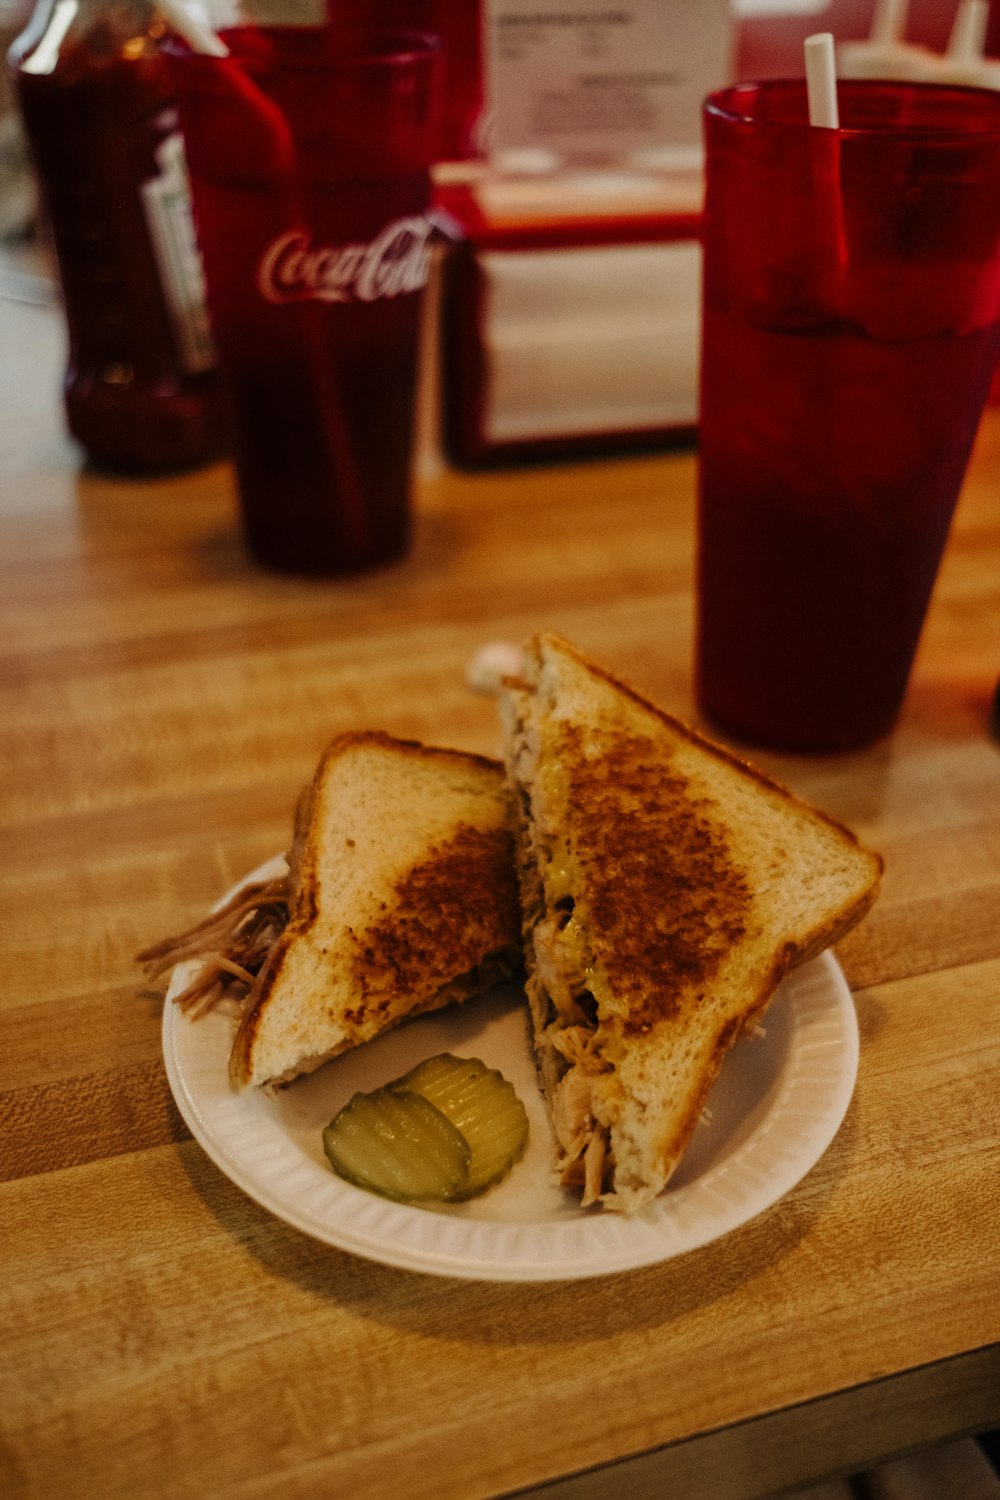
xmin=484 ymin=0 xmax=734 ymax=166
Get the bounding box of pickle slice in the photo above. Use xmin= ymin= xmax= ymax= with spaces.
xmin=322 ymin=1086 xmax=471 ymax=1202
xmin=396 ymin=1054 xmax=529 ymax=1200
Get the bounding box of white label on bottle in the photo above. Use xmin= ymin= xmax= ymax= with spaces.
xmin=141 ymin=131 xmax=215 ymax=373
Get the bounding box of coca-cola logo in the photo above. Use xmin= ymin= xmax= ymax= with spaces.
xmin=257 ymin=215 xmax=434 ymax=305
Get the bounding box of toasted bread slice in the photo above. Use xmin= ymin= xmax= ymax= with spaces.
xmin=498 ymin=634 xmax=883 ymax=1214
xmin=229 ymin=732 xmax=522 ymax=1091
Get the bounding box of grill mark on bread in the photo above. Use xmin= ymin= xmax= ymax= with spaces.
xmin=229 ymin=733 xmax=525 ymax=1090
xmin=343 ymin=823 xmax=520 ymax=1023
xmin=558 ymin=726 xmax=751 ymax=1032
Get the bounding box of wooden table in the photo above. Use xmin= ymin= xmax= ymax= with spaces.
xmin=2 ymin=269 xmax=999 ymax=1500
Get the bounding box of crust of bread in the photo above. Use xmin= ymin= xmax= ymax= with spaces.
xmin=499 ymin=634 xmax=883 ymax=1214
xmin=229 ymin=731 xmax=522 ymax=1090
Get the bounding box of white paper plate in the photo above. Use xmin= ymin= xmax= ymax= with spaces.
xmin=162 ymin=856 xmax=859 ymax=1282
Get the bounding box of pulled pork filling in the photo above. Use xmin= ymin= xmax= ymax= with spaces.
xmin=509 ymin=722 xmax=616 ymax=1206
xmin=526 ymin=849 xmax=617 ymax=1208
xmin=137 ymin=876 xmax=290 ymax=1018
xmin=139 ymin=883 xmax=516 ymax=1026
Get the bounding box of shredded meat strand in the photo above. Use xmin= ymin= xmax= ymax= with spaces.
xmin=137 ymin=876 xmax=290 ymax=1017
xmin=580 ymin=1127 xmax=608 ymax=1208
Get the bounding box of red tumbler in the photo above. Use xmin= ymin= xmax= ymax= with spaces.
xmin=697 ymin=79 xmax=1000 ymax=751
xmin=173 ymin=26 xmax=440 ymax=576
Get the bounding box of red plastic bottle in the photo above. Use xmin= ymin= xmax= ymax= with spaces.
xmin=9 ymin=0 xmax=223 ymax=471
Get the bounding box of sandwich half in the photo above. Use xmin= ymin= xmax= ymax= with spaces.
xmin=498 ymin=634 xmax=883 ymax=1214
xmin=228 ymin=731 xmax=522 ymax=1090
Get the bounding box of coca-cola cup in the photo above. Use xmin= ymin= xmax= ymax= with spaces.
xmin=697 ymin=79 xmax=1000 ymax=751
xmin=172 ymin=26 xmax=440 ymax=575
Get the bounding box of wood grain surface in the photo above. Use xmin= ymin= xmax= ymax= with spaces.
xmin=2 ymin=277 xmax=999 ymax=1500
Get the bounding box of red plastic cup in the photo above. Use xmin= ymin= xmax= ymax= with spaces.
xmin=327 ymin=0 xmax=484 ymax=159
xmin=173 ymin=27 xmax=440 ymax=576
xmin=696 ymin=79 xmax=1000 ymax=751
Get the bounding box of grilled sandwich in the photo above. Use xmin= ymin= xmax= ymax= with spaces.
xmin=227 ymin=731 xmax=523 ymax=1090
xmin=137 ymin=731 xmax=521 ymax=1091
xmin=498 ymin=634 xmax=883 ymax=1214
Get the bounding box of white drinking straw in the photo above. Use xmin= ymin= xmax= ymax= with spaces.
xmin=837 ymin=0 xmax=935 ymax=79
xmin=157 ymin=0 xmax=230 ymax=56
xmin=804 ymin=33 xmax=847 ymax=302
xmin=871 ymin=0 xmax=909 ymax=48
xmin=947 ymin=0 xmax=989 ymax=64
xmin=805 ymin=32 xmax=840 ymax=130
xmin=933 ymin=0 xmax=1000 ymax=85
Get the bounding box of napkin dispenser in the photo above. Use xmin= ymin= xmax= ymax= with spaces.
xmin=435 ymin=170 xmax=703 ymax=467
